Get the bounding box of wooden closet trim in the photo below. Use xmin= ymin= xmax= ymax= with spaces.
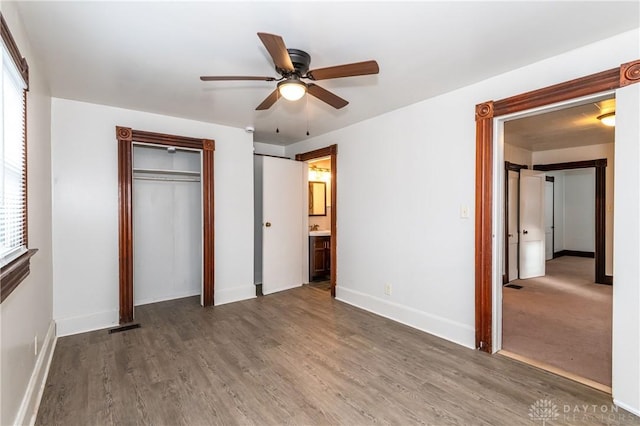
xmin=533 ymin=159 xmax=610 ymax=285
xmin=475 ymin=59 xmax=640 ymax=353
xmin=296 ymin=145 xmax=338 ymax=297
xmin=116 ymin=126 xmax=215 ymax=324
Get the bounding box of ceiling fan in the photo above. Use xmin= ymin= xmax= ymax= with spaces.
xmin=200 ymin=32 xmax=379 ymax=110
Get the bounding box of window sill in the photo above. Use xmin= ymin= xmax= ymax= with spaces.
xmin=0 ymin=248 xmax=38 ymax=303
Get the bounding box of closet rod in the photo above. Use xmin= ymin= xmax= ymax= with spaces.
xmin=133 ymin=176 xmax=201 ymax=183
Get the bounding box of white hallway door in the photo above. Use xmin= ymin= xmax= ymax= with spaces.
xmin=519 ymin=169 xmax=546 ymax=279
xmin=262 ymin=156 xmax=306 ymax=295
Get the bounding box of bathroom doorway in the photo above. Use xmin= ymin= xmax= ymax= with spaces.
xmin=296 ymin=145 xmax=338 ymax=297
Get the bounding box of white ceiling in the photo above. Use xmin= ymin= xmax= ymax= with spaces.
xmin=14 ymin=1 xmax=639 ymax=146
xmin=505 ymin=97 xmax=616 ymax=152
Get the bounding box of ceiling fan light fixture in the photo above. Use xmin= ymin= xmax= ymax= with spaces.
xmin=597 ymin=112 xmax=615 ymax=127
xmin=278 ymin=79 xmax=307 ymax=101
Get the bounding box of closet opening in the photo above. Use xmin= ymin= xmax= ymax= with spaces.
xmin=116 ymin=127 xmax=215 ymax=324
xmin=132 ymin=143 xmax=203 ymax=307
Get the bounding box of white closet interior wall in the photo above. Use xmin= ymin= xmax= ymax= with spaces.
xmin=133 ymin=144 xmax=203 ymax=306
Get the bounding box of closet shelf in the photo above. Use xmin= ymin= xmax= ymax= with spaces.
xmin=133 ymin=168 xmax=200 ymax=177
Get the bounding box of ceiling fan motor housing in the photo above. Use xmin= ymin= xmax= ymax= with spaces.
xmin=281 ymin=48 xmax=311 ymax=76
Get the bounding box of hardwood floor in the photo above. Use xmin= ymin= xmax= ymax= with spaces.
xmin=37 ymin=287 xmax=639 ymax=425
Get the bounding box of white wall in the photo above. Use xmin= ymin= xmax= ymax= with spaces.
xmin=285 ymin=28 xmax=640 ymax=413
xmin=612 ymin=80 xmax=640 ymax=417
xmin=51 ymin=98 xmax=255 ymax=336
xmin=0 ymin=3 xmax=54 ymax=425
xmin=504 ymin=143 xmax=532 ymax=168
xmin=254 ymin=142 xmax=286 ymax=157
xmin=534 ymin=143 xmax=614 ymax=274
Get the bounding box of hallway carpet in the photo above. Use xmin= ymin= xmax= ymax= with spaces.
xmin=502 ymin=256 xmax=612 ymax=387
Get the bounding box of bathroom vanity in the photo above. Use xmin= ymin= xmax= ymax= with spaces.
xmin=309 ymin=231 xmax=331 ymax=281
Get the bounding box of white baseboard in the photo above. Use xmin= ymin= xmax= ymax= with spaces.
xmin=14 ymin=320 xmax=57 ymax=426
xmin=261 ymin=283 xmax=302 ymax=296
xmin=336 ymin=287 xmax=475 ymax=349
xmin=215 ymin=285 xmax=256 ymax=305
xmin=613 ymin=399 xmax=640 ymax=418
xmin=55 ymin=309 xmax=118 ymax=337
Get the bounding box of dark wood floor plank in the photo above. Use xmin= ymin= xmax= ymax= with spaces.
xmin=36 ymin=286 xmax=639 ymax=425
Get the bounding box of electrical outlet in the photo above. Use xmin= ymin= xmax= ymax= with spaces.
xmin=34 ymin=335 xmax=38 ymax=356
xmin=384 ymin=283 xmax=392 ymax=296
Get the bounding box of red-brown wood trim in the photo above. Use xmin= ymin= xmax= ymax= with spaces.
xmin=202 ymin=140 xmax=215 ymax=306
xmin=475 ymin=59 xmax=639 ymax=354
xmin=534 ymin=159 xmax=607 ymax=171
xmin=329 ymin=147 xmax=337 ymax=297
xmin=116 ymin=126 xmax=215 ymax=323
xmin=23 ymin=90 xmax=28 ymax=247
xmin=296 ymin=144 xmax=338 ymax=297
xmin=620 ymin=60 xmax=640 ymax=87
xmin=475 ymin=113 xmax=493 ymax=351
xmin=493 ymin=68 xmax=620 ymax=117
xmin=533 ymin=159 xmax=608 ymax=284
xmin=129 ymin=129 xmax=205 ymax=149
xmin=0 ymin=12 xmax=29 ymax=87
xmin=116 ymin=127 xmax=134 ymax=323
xmin=0 ymin=249 xmax=38 ymax=303
xmin=0 ymin=14 xmax=33 ymax=304
xmin=295 ymin=146 xmax=334 ymax=162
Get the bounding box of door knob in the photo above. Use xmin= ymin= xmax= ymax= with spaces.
xmin=265 ymin=222 xmax=271 ymax=227
xmin=522 ymin=229 xmax=528 ymax=234
xmin=508 ymin=234 xmax=513 ymax=237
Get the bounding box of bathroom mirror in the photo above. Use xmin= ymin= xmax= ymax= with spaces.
xmin=309 ymin=181 xmax=327 ymax=216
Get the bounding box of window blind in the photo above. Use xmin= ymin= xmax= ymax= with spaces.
xmin=0 ymin=43 xmax=27 ymax=267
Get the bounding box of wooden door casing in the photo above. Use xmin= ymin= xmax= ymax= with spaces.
xmin=116 ymin=127 xmax=215 ymax=324
xmin=475 ymin=59 xmax=640 ymax=352
xmin=296 ymin=145 xmax=338 ymax=297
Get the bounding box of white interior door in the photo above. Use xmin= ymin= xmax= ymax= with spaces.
xmin=544 ymin=179 xmax=554 ymax=261
xmin=262 ymin=156 xmax=306 ymax=295
xmin=507 ymin=170 xmax=519 ymax=282
xmin=519 ymin=169 xmax=546 ymax=279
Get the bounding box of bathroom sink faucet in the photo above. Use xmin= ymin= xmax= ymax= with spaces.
xmin=310 ymin=224 xmax=319 ymax=231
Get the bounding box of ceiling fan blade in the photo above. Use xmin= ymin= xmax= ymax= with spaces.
xmin=257 ymin=32 xmax=294 ymax=72
xmin=200 ymin=76 xmax=276 ymax=81
xmin=256 ymin=89 xmax=280 ymax=110
xmin=307 ymin=60 xmax=379 ymax=81
xmin=307 ymin=84 xmax=348 ymax=109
